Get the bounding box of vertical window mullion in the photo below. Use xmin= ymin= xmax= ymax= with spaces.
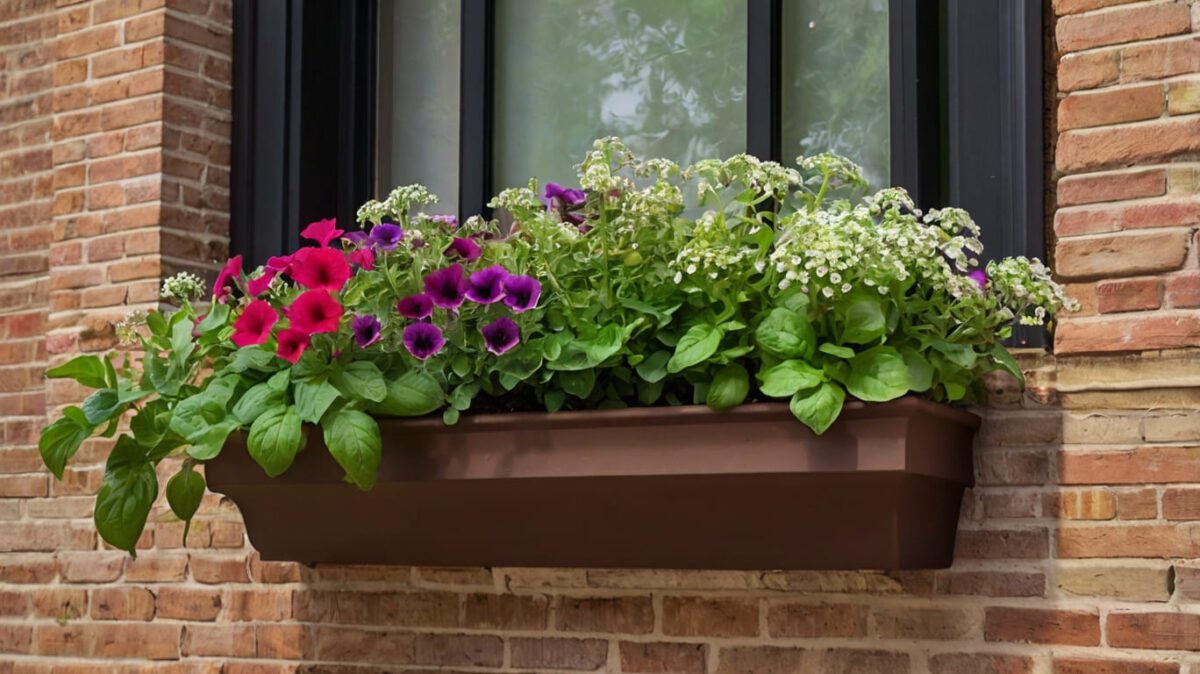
xmin=888 ymin=0 xmax=941 ymax=208
xmin=747 ymin=0 xmax=782 ymax=163
xmin=459 ymin=0 xmax=494 ymax=221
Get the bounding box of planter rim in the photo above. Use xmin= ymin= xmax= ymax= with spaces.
xmin=373 ymin=395 xmax=980 ymax=433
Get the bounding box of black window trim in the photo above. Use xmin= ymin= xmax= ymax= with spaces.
xmin=232 ymin=0 xmax=1044 ymax=346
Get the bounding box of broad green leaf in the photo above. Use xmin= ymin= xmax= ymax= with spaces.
xmin=196 ymin=302 xmax=231 ymax=334
xmin=185 ymin=421 xmax=238 ymax=461
xmin=323 ymin=408 xmax=381 ymax=490
xmin=495 ymin=351 xmax=542 ymax=380
xmin=166 ymin=465 xmax=205 ymax=543
xmin=45 ymin=355 xmax=108 ymax=389
xmin=635 ymin=350 xmax=671 ymax=383
xmin=442 ymin=407 xmax=461 ymax=425
xmin=170 ymin=319 xmax=196 ymax=366
xmin=818 ymin=343 xmax=856 ymax=359
xmin=451 ymin=354 xmax=472 ymax=378
xmin=267 ymin=370 xmax=291 ymax=390
xmin=81 ymin=389 xmax=122 ymax=426
xmin=757 ymin=360 xmax=823 ymax=398
xmin=545 ymin=343 xmax=593 ymax=371
xmin=144 ymin=353 xmax=183 ymax=397
xmin=931 ymin=339 xmax=977 ymax=369
xmin=334 ymin=361 xmax=387 ymax=403
xmin=232 ymin=382 xmax=286 ymax=425
xmin=637 ymin=379 xmax=664 ymax=405
xmin=779 ymin=290 xmax=810 ymax=315
xmin=847 ymin=346 xmax=910 ymax=402
xmin=789 ymin=382 xmax=846 ymax=435
xmin=667 ymin=323 xmax=722 ymax=373
xmin=706 ymin=363 xmax=749 ymax=410
xmin=901 ymin=348 xmax=934 ymax=393
xmin=39 ymin=412 xmax=92 ymax=479
xmin=294 ymin=379 xmax=341 ymax=424
xmin=841 ymin=296 xmax=886 ymax=344
xmin=94 ymin=437 xmax=157 ymax=555
xmin=543 ymin=389 xmax=566 ymax=412
xmin=129 ymin=401 xmax=167 ymax=448
xmin=169 ymin=395 xmax=227 ymax=442
xmin=226 ymin=346 xmax=275 ymax=373
xmin=560 ymin=370 xmax=595 ymax=399
xmin=583 ymin=324 xmax=624 ymax=365
xmin=369 ymin=370 xmax=443 ymax=417
xmin=247 ymin=406 xmax=303 ymax=477
xmin=990 ymin=343 xmax=1026 ymax=388
xmin=755 ymin=308 xmax=814 ymax=359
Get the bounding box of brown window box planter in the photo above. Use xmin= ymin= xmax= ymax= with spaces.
xmin=207 ymin=396 xmax=979 ymax=570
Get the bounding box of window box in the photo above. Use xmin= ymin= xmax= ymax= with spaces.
xmin=207 ymin=396 xmax=978 ymax=569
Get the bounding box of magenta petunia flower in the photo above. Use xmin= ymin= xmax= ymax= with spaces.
xmin=347 ymin=248 xmax=374 ymax=271
xmin=501 ymin=274 xmax=541 ymax=313
xmin=290 ymin=247 xmax=352 ymax=292
xmin=275 ymin=328 xmax=310 ymax=364
xmin=402 ymin=322 xmax=445 ymax=360
xmin=213 ymin=255 xmax=243 ymax=302
xmin=480 ymin=316 xmax=520 ymax=355
xmin=287 ymin=289 xmax=343 ymax=335
xmin=396 ymin=293 xmax=434 ymax=319
xmin=967 ymin=270 xmax=988 ymax=289
xmin=351 ymin=314 xmax=382 ymax=348
xmin=265 ymin=254 xmax=293 ymax=274
xmin=230 ymin=300 xmax=278 ymax=347
xmin=423 ymin=264 xmax=468 ymax=309
xmin=466 ymin=265 xmax=509 ymax=304
xmin=246 ymin=269 xmax=276 ymax=297
xmin=444 ymin=236 xmax=482 ymax=261
xmin=300 ymin=218 xmax=344 ymax=247
xmin=368 ymin=222 xmax=404 ymax=251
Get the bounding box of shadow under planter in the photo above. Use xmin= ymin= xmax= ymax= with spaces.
xmin=207 ymin=396 xmax=979 ymax=570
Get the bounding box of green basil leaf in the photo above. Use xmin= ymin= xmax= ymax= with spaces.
xmin=841 ymin=296 xmax=886 ymax=344
xmin=706 ymin=363 xmax=749 ymax=410
xmin=185 ymin=421 xmax=238 ymax=461
xmin=543 ymin=389 xmax=566 ymax=412
xmin=583 ymin=324 xmax=624 ymax=365
xmin=990 ymin=343 xmax=1026 ymax=388
xmin=81 ymin=389 xmax=122 ymax=426
xmin=755 ymin=308 xmax=814 ymax=359
xmin=45 ymin=355 xmax=108 ymax=389
xmin=232 ymin=382 xmax=285 ymax=425
xmin=169 ymin=395 xmax=227 ymax=442
xmin=818 ymin=343 xmax=856 ymax=359
xmin=226 ymin=345 xmax=276 ymax=373
xmin=442 ymin=407 xmax=460 ymax=425
xmin=94 ymin=437 xmax=157 ymax=555
xmin=901 ymin=348 xmax=934 ymax=393
xmin=144 ymin=353 xmax=183 ymax=398
xmin=369 ymin=370 xmax=442 ymax=417
xmin=637 ymin=379 xmax=665 ymax=405
xmin=39 ymin=412 xmax=93 ymax=479
xmin=847 ymin=346 xmax=910 ymax=402
xmin=667 ymin=323 xmax=722 ymax=373
xmin=294 ymin=379 xmax=341 ymax=424
xmin=247 ymin=406 xmax=304 ymax=477
xmin=560 ymin=370 xmax=596 ymax=399
xmin=267 ymin=369 xmax=291 ymax=390
xmin=334 ymin=361 xmax=387 ymax=403
xmin=931 ymin=339 xmax=977 ymax=369
xmin=323 ymin=408 xmax=381 ymax=491
xmin=635 ymin=350 xmax=671 ymax=383
xmin=789 ymin=382 xmax=846 ymax=435
xmin=166 ymin=465 xmax=205 ymax=543
xmin=757 ymin=360 xmax=823 ymax=398
xmin=196 ymin=302 xmax=231 ymax=334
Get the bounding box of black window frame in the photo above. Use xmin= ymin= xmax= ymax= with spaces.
xmin=232 ymin=0 xmax=1044 ymax=342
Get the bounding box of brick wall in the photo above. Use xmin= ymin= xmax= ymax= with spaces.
xmin=0 ymin=0 xmax=1198 ymax=672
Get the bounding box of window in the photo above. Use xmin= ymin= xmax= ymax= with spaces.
xmin=232 ymin=0 xmax=1046 ymax=342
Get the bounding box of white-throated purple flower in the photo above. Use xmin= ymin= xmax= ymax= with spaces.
xmin=341 ymin=230 xmax=368 ymax=247
xmin=466 ymin=265 xmax=509 ymax=304
xmin=402 ymin=322 xmax=444 ymax=360
xmin=445 ymin=236 xmax=482 ymax=261
xmin=397 ymin=292 xmax=434 ymax=319
xmin=480 ymin=316 xmax=520 ymax=355
xmin=502 ymin=274 xmax=541 ymax=313
xmin=351 ymin=314 xmax=382 ymax=348
xmin=429 ymin=214 xmax=457 ymax=228
xmin=369 ymin=222 xmax=404 ymax=251
xmin=542 ymin=182 xmax=586 ymax=225
xmin=424 ymin=263 xmax=468 ymax=309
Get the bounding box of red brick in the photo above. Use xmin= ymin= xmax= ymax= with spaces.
xmin=1096 ymin=278 xmax=1161 ymax=313
xmin=1055 ymin=660 xmax=1179 ymax=674
xmin=90 ymin=586 xmax=154 ymax=620
xmin=1055 ymin=230 xmax=1189 ymax=281
xmin=1121 ymin=36 xmax=1200 ymax=84
xmin=1056 ymin=314 xmax=1200 ymax=353
xmin=620 ymin=641 xmax=707 ymax=674
xmin=1165 ymin=273 xmax=1200 ymax=308
xmin=954 ymin=528 xmax=1049 ymax=559
xmin=1058 ymin=169 xmax=1167 ymax=207
xmin=1060 ymin=50 xmax=1121 ymax=92
xmin=183 ymin=623 xmax=256 ymax=658
xmin=556 ymin=596 xmax=654 ymax=634
xmin=461 ymin=593 xmax=548 ymax=630
xmin=1057 ymin=3 xmax=1191 ymax=52
xmin=873 ymin=606 xmax=977 ymax=640
xmin=1107 ymin=612 xmax=1200 ymax=650
xmin=1058 ymin=524 xmax=1200 ymax=558
xmin=1061 ymin=447 xmax=1200 ymax=484
xmin=1053 ymin=0 xmax=1140 ymax=16
xmin=715 ymin=646 xmax=806 ymax=674
xmin=510 ymin=637 xmax=609 ymax=671
xmin=34 ymin=623 xmax=181 ymax=659
xmin=931 ymin=653 xmax=1033 ymax=674
xmin=766 ymin=602 xmax=868 ymax=638
xmin=1163 ymin=489 xmax=1200 ymax=520
xmin=662 ymin=596 xmax=759 ymax=638
xmin=1059 ymin=84 xmax=1163 ymax=131
xmin=984 ymin=607 xmax=1100 ymax=646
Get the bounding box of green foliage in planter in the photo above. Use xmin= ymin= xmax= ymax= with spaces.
xmin=39 ymin=139 xmax=1075 ymax=553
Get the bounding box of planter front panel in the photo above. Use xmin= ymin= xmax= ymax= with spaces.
xmin=208 ymin=398 xmax=979 ymax=569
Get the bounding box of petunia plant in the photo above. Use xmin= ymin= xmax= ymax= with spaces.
xmin=38 ymin=138 xmax=1075 ymax=553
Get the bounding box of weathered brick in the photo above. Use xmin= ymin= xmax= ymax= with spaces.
xmin=1058 ymin=524 xmax=1200 ymax=558
xmin=1106 ymin=612 xmax=1200 ymax=651
xmin=556 ymin=596 xmax=654 ymax=634
xmin=1058 ymin=84 xmax=1163 ymax=131
xmin=1096 ymin=278 xmax=1161 ymax=313
xmin=931 ymin=653 xmax=1033 ymax=674
xmin=510 ymin=637 xmax=608 ymax=671
xmin=1057 ymin=3 xmax=1191 ymax=52
xmin=1057 ymin=117 xmax=1200 ymax=173
xmin=766 ymin=602 xmax=868 ymax=638
xmin=984 ymin=607 xmax=1100 ymax=646
xmin=1056 ymin=230 xmax=1189 ymax=281
xmin=1055 ymin=660 xmax=1179 ymax=674
xmin=662 ymin=596 xmax=759 ymax=638
xmin=620 ymin=641 xmax=707 ymax=674
xmin=1056 ymin=565 xmax=1172 ymax=601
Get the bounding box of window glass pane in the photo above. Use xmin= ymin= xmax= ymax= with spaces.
xmin=782 ymin=0 xmax=890 ymax=187
xmin=494 ymin=0 xmax=747 ymax=189
xmin=377 ymin=0 xmax=461 ymax=208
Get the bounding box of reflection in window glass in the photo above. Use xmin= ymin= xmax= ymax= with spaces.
xmin=782 ymin=0 xmax=890 ymax=187
xmin=494 ymin=0 xmax=747 ymax=189
xmin=377 ymin=0 xmax=461 ymax=209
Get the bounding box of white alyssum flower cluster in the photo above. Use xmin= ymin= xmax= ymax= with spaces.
xmin=161 ymin=271 xmax=205 ymax=303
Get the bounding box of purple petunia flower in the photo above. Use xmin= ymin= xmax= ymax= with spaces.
xmin=423 ymin=263 xmax=468 ymax=309
xmin=351 ymin=314 xmax=382 ymax=348
xmin=402 ymin=322 xmax=445 ymax=360
xmin=542 ymin=182 xmax=587 ymax=225
xmin=341 ymin=230 xmax=369 ymax=247
xmin=502 ymin=274 xmax=541 ymax=313
xmin=466 ymin=265 xmax=510 ymax=304
xmin=480 ymin=316 xmax=521 ymax=356
xmin=369 ymin=222 xmax=404 ymax=251
xmin=429 ymin=214 xmax=458 ymax=228
xmin=967 ymin=270 xmax=988 ymax=289
xmin=396 ymin=292 xmax=434 ymax=319
xmin=444 ymin=236 xmax=482 ymax=261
